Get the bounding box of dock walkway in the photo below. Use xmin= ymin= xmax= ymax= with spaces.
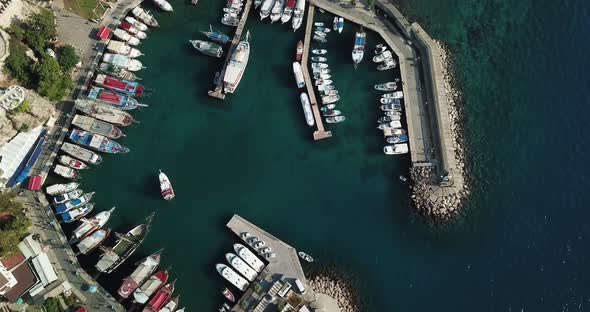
xmin=301 ymin=5 xmax=332 ymax=140
xmin=208 ymin=0 xmax=253 ymax=100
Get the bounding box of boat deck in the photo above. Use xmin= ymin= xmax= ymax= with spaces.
xmin=208 ymin=0 xmax=253 ymax=100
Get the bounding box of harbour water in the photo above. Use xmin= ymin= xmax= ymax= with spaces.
xmin=67 ymin=0 xmax=590 ymax=311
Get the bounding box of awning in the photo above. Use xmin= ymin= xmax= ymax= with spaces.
xmin=97 ymin=26 xmax=111 ymax=40
xmin=27 ymin=175 xmax=42 ymax=191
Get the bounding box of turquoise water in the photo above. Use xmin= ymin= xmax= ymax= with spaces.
xmin=68 ymin=0 xmax=590 ymax=311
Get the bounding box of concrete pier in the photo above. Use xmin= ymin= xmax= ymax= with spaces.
xmin=208 ymin=0 xmax=253 ymax=100
xmin=301 ymin=5 xmax=332 ymax=140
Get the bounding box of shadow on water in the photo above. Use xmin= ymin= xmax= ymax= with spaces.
xmin=138 ymin=173 xmax=161 ymax=199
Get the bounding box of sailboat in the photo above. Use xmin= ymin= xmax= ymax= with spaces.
xmin=352 ymin=31 xmax=366 ymax=68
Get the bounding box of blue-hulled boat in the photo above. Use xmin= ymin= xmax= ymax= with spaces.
xmin=202 ymin=25 xmax=229 ymax=44
xmin=60 ymin=203 xmax=95 ymax=223
xmin=87 ymin=86 xmax=146 ymax=110
xmin=69 ymin=129 xmax=130 ymax=154
xmin=55 ymin=192 xmax=95 ymax=214
xmin=352 ymin=31 xmax=366 ymax=69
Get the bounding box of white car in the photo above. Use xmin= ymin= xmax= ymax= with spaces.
xmin=254 ymin=241 xmax=265 ymax=248
xmin=264 ymin=253 xmax=276 ymax=259
xmin=260 ymin=247 xmax=272 ymax=253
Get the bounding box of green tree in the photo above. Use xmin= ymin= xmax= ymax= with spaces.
xmin=23 ymin=9 xmax=56 ymax=53
xmin=58 ymin=45 xmax=80 ymax=72
xmin=3 ymin=40 xmax=33 ymax=86
xmin=0 ymin=192 xmax=31 ymax=257
xmin=7 ymin=23 xmax=25 ymax=41
xmin=367 ymin=0 xmax=375 ymax=9
xmin=35 ymin=55 xmax=73 ymax=100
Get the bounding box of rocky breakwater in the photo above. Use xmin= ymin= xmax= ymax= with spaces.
xmin=410 ymin=40 xmax=470 ymax=223
xmin=0 ymin=88 xmax=56 ymax=142
xmin=308 ymin=270 xmax=363 ymax=312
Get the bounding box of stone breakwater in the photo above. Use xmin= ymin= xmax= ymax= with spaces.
xmin=308 ymin=270 xmax=363 ymax=312
xmin=410 ymin=40 xmax=470 ymax=223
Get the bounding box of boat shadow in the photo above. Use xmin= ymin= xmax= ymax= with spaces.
xmin=140 ymin=174 xmax=164 ymax=200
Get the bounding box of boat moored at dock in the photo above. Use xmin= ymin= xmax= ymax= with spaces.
xmin=226 ymin=253 xmax=258 ymax=282
xmin=53 ymin=164 xmax=79 ymax=179
xmin=72 ymin=114 xmax=124 ymax=139
xmin=58 ymin=155 xmax=88 ymax=170
xmin=291 ymin=0 xmax=305 ymax=31
xmin=113 ymin=29 xmax=140 ymax=46
xmin=292 ymin=62 xmax=305 ymax=88
xmin=55 ymin=192 xmax=94 ymax=214
xmin=260 ymin=0 xmax=275 ymax=20
xmin=352 ymin=31 xmax=366 ymax=68
xmin=216 ymin=263 xmax=249 ymax=291
xmin=98 ymin=63 xmax=138 ymax=81
xmin=326 ymin=116 xmax=345 ymax=124
xmin=234 ymin=243 xmax=265 ymax=272
xmin=76 ymin=228 xmax=111 ymax=255
xmin=94 ymin=74 xmax=144 ymax=97
xmin=143 ymin=281 xmax=175 ymax=312
xmin=202 ymin=25 xmax=230 ymax=44
xmin=102 ymin=53 xmax=143 ymax=72
xmin=133 ymin=270 xmax=169 ymax=304
xmin=190 ymin=40 xmax=223 ymax=58
xmin=384 ymin=143 xmax=409 ymax=155
xmin=295 ymin=40 xmax=303 ymax=61
xmin=124 ymin=16 xmax=148 ymax=31
xmin=281 ymin=0 xmax=295 ymax=23
xmin=87 ymin=86 xmax=144 ymax=110
xmin=106 ymin=40 xmax=142 ymax=58
xmin=46 ymin=182 xmax=80 ymax=196
xmin=298 ymin=251 xmax=314 ymax=262
xmin=75 ymin=100 xmax=135 ymax=127
xmin=270 ymin=0 xmax=285 ymax=23
xmin=69 ymin=129 xmax=130 ymax=154
xmin=61 ymin=142 xmax=103 ymax=165
xmin=70 ymin=207 xmax=115 ymax=243
xmin=132 ymin=6 xmax=159 ymax=27
xmin=119 ymin=21 xmax=147 ymax=40
xmin=118 ymin=250 xmax=162 ymax=298
xmin=300 ymin=92 xmax=314 ymax=126
xmin=222 ymin=288 xmax=235 ymax=302
xmin=223 ymin=31 xmax=250 ymax=94
xmin=59 ymin=203 xmax=94 ymax=223
xmin=52 ymin=189 xmax=83 ymax=205
xmin=374 ymin=82 xmax=397 ymax=91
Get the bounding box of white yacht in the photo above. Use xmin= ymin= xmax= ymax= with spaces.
xmin=291 ymin=0 xmax=305 ymax=31
xmin=234 ymin=244 xmax=265 ymax=272
xmin=270 ymin=0 xmax=285 ymax=23
xmin=223 ymin=31 xmax=250 ymax=94
xmin=216 ymin=263 xmax=249 ymax=291
xmin=292 ymin=62 xmax=305 ymax=88
xmin=384 ymin=143 xmax=409 ymax=155
xmin=300 ymin=93 xmax=314 ymax=126
xmin=226 ymin=253 xmax=258 ymax=282
xmin=260 ymin=0 xmax=276 ymax=20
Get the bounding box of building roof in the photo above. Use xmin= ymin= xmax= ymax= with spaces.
xmin=18 ymin=235 xmax=42 ymax=259
xmin=31 ymin=253 xmax=57 ymax=286
xmin=97 ymin=26 xmax=111 ymax=40
xmin=0 ymin=126 xmax=43 ymax=187
xmin=1 ymin=252 xmax=37 ymax=303
xmin=27 ymin=175 xmax=42 ymax=191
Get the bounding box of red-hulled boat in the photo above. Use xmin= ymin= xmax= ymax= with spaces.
xmin=133 ymin=270 xmax=169 ymax=304
xmin=117 ymin=250 xmax=162 ymax=298
xmin=222 ymin=288 xmax=235 ymax=302
xmin=296 ymin=41 xmax=303 ymax=61
xmin=94 ymin=74 xmax=144 ymax=97
xmin=143 ymin=281 xmax=175 ymax=312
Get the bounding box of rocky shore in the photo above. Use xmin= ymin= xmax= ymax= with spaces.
xmin=409 ymin=40 xmax=470 ymax=223
xmin=308 ymin=270 xmax=362 ymax=312
xmin=0 ymin=88 xmax=56 ymax=142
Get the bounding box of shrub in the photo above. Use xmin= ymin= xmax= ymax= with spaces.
xmin=3 ymin=40 xmax=33 ymax=86
xmin=58 ymin=45 xmax=80 ymax=72
xmin=35 ymin=55 xmax=73 ymax=100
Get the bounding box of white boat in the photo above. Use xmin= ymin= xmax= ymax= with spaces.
xmin=314 ymin=79 xmax=332 ymax=86
xmin=384 ymin=143 xmax=409 ymax=155
xmin=159 ymin=170 xmax=175 ymax=200
xmin=223 ymin=31 xmax=250 ymax=94
xmin=270 ymin=0 xmax=285 ymax=23
xmin=320 ymin=104 xmax=336 ymax=111
xmin=226 ymin=253 xmax=258 ymax=282
xmin=374 ymin=44 xmax=387 ymax=55
xmin=222 ymin=14 xmax=239 ymax=27
xmin=61 ymin=142 xmax=103 ymax=165
xmin=311 ymin=62 xmax=328 ymax=69
xmin=380 ymin=98 xmax=401 ymax=105
xmin=52 ymin=189 xmax=83 ymax=205
xmin=317 ymin=83 xmax=334 ymax=91
xmin=321 ymin=94 xmax=340 ymax=104
xmin=372 ymin=50 xmax=392 ymax=63
xmin=291 ymin=0 xmax=305 ymax=31
xmin=54 ymin=164 xmax=79 ymax=179
xmin=378 ymin=120 xmax=402 ymax=130
xmin=312 ymin=49 xmax=327 ymax=55
xmin=297 ymin=251 xmax=314 ymax=262
xmin=254 ymin=0 xmax=263 ymax=8
xmin=377 ymin=58 xmax=397 ymax=71
xmin=58 ymin=155 xmax=88 ymax=170
xmin=234 ymin=244 xmax=265 ymax=272
xmin=113 ymin=29 xmax=140 ymax=46
xmin=216 ymin=263 xmax=249 ymax=291
xmin=46 ymin=182 xmax=80 ymax=196
xmin=314 ymin=30 xmax=327 ymax=38
xmin=313 ymin=35 xmax=326 ymax=43
xmin=381 ymin=104 xmax=402 ymax=111
xmin=124 ymin=16 xmax=148 ymax=31
xmin=322 ymin=109 xmax=341 ymax=117
xmin=321 ymin=90 xmax=338 ymax=96
xmin=326 ymin=116 xmax=345 ymax=123
xmin=383 ymin=91 xmax=403 ymax=99
xmin=60 ymin=203 xmax=94 ymax=223
xmin=378 ymin=114 xmax=401 ymax=122
xmin=313 ymin=73 xmax=331 ymax=80
xmin=76 ymin=228 xmax=111 ymax=255
xmin=333 ymin=16 xmax=338 ymax=31
xmin=106 ymin=40 xmax=142 ymax=58
xmin=316 ymin=27 xmax=331 ymax=33
xmin=118 ymin=250 xmax=162 ymax=298
xmin=281 ymin=0 xmax=295 ymax=23
xmin=131 ymin=6 xmax=159 ymax=27
xmin=159 ymin=297 xmax=179 ymax=312
xmin=314 ymin=22 xmax=324 ymax=27
xmin=260 ymin=0 xmax=276 ymax=20
xmin=153 ymin=0 xmax=173 ymax=11
xmin=70 ymin=207 xmax=115 ymax=243
xmin=374 ymin=82 xmax=397 ymax=91
xmin=311 ymin=56 xmax=327 ymax=62
xmin=352 ymin=31 xmax=366 ymax=68
xmin=337 ymin=17 xmax=344 ymax=33
xmin=300 ymin=92 xmax=314 ymax=127
xmin=102 ymin=53 xmax=143 ymax=71
xmin=384 ymin=111 xmax=400 ymax=117
xmin=292 ymin=62 xmax=305 ymax=88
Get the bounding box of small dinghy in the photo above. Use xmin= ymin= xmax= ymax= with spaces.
xmin=314 ymin=22 xmax=324 ymax=27
xmin=374 ymin=44 xmax=387 ymax=55
xmin=311 ymin=62 xmax=329 ymax=69
xmin=378 ymin=58 xmax=397 ymax=71
xmin=377 ymin=120 xmax=402 ymax=130
xmin=381 ymin=104 xmax=402 ymax=111
xmin=316 ymin=26 xmax=331 ymax=33
xmin=313 ymin=73 xmax=331 ymax=80
xmin=222 ymin=288 xmax=235 ymax=302
xmin=314 ymin=30 xmax=327 ymax=38
xmin=314 ymin=79 xmax=332 ymax=86
xmin=322 ymin=94 xmax=340 ymax=104
xmin=313 ymin=35 xmax=327 ymax=43
xmin=326 ymin=116 xmax=345 ymax=124
xmin=311 ymin=56 xmax=327 ymax=62
xmin=374 ymin=82 xmax=397 ymax=91
xmin=378 ymin=114 xmax=401 ymax=123
xmin=380 ymin=98 xmax=401 ymax=105
xmin=373 ymin=50 xmax=392 ymax=63
xmin=312 ymin=49 xmax=327 ymax=55
xmin=386 ymin=134 xmax=409 ymax=144
xmin=333 ymin=16 xmax=339 ymax=31
xmin=384 ymin=110 xmax=401 ymax=117
xmin=298 ymin=251 xmax=314 ymax=262
xmin=58 ymin=155 xmax=89 ymax=170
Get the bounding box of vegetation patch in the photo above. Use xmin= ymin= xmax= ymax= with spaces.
xmin=0 ymin=192 xmax=31 ymax=257
xmin=64 ymin=0 xmax=107 ymax=20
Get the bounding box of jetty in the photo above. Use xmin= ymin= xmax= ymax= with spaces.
xmin=301 ymin=5 xmax=332 ymax=140
xmin=208 ymin=0 xmax=253 ymax=100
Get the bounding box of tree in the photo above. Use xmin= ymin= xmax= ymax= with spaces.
xmin=23 ymin=9 xmax=56 ymax=53
xmin=7 ymin=23 xmax=25 ymax=41
xmin=0 ymin=192 xmax=31 ymax=257
xmin=35 ymin=55 xmax=73 ymax=100
xmin=3 ymin=40 xmax=33 ymax=86
xmin=58 ymin=45 xmax=80 ymax=72
xmin=367 ymin=0 xmax=375 ymax=9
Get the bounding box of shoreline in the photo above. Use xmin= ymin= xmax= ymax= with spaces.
xmin=308 ymin=269 xmax=363 ymax=312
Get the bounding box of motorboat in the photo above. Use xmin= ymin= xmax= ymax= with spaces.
xmin=291 ymin=0 xmax=305 ymax=31
xmin=372 ymin=50 xmax=392 ymax=63
xmin=202 ymin=25 xmax=230 ymax=44
xmin=55 ymin=192 xmax=94 ymax=214
xmin=69 ymin=207 xmax=116 ymax=243
xmin=226 ymin=253 xmax=258 ymax=282
xmin=59 ymin=203 xmax=94 ymax=223
xmin=300 ymin=92 xmax=314 ymax=126
xmin=321 ymin=89 xmax=338 ymax=96
xmin=311 ymin=56 xmax=327 ymax=62
xmin=380 ymin=98 xmax=401 ymax=105
xmin=333 ymin=16 xmax=338 ymax=31
xmin=119 ymin=21 xmax=147 ymax=40
xmin=270 ymin=0 xmax=285 ymax=23
xmin=314 ymin=22 xmax=324 ymax=27
xmin=313 ymin=35 xmax=326 ymax=43
xmin=311 ymin=62 xmax=328 ymax=69
xmin=118 ymin=250 xmax=162 ymax=298
xmin=387 ymin=134 xmax=409 ymax=144
xmin=321 ymin=94 xmax=340 ymax=104
xmin=46 ymin=182 xmax=79 ymax=196
xmin=98 ymin=63 xmax=138 ymax=81
xmin=69 ymin=129 xmax=130 ymax=154
xmin=216 ymin=264 xmax=249 ymax=291
xmin=381 ymin=104 xmax=402 ymax=111
xmin=383 ymin=143 xmax=409 ymax=155
xmin=113 ymin=29 xmax=140 ymax=46
xmin=234 ymin=244 xmax=265 ymax=272
xmin=190 ymin=40 xmax=223 ymax=58
xmin=72 ymin=114 xmax=124 ymax=139
xmin=377 ymin=58 xmax=397 ymax=71
xmin=378 ymin=114 xmax=401 ymax=123
xmin=260 ymin=0 xmax=276 ymax=20
xmin=222 ymin=288 xmax=235 ymax=302
xmin=295 ymin=40 xmax=303 ymax=61
xmin=374 ymin=82 xmax=397 ymax=91
xmin=314 ymin=30 xmax=327 ymax=38
xmin=374 ymin=44 xmax=387 ymax=55
xmin=87 ymin=86 xmax=145 ymax=110
xmin=143 ymin=281 xmax=175 ymax=312
xmin=158 ymin=296 xmax=179 ymax=312
xmin=222 ymin=13 xmax=239 ymax=27
xmin=313 ymin=73 xmax=331 ymax=80
xmin=352 ymin=31 xmax=366 ymax=68
xmin=94 ymin=74 xmax=143 ymax=97
xmin=337 ymin=17 xmax=344 ymax=33
xmin=124 ymin=16 xmax=148 ymax=31
xmin=102 ymin=53 xmax=143 ymax=71
xmin=61 ymin=142 xmax=103 ymax=165
xmin=223 ymin=31 xmax=250 ymax=94
xmin=316 ymin=26 xmax=331 ymax=33
xmin=281 ymin=0 xmax=295 ymax=23
xmin=312 ymin=49 xmax=327 ymax=55
xmin=58 ymin=155 xmax=88 ymax=170
xmin=131 ymin=6 xmax=159 ymax=27
xmin=254 ymin=0 xmax=263 ymax=8
xmin=314 ymin=79 xmax=332 ymax=86
xmin=317 ymin=84 xmax=334 ymax=91
xmin=133 ymin=270 xmax=168 ymax=304
xmin=152 ymin=0 xmax=173 ymax=11
xmin=326 ymin=116 xmax=345 ymax=123
xmin=76 ymin=228 xmax=111 ymax=255
xmin=53 ymin=164 xmax=79 ymax=179
xmin=322 ymin=109 xmax=341 ymax=117
xmin=293 ymin=62 xmax=305 ymax=88
xmin=298 ymin=251 xmax=314 ymax=262
xmin=382 ymin=91 xmax=404 ymax=99
xmin=106 ymin=40 xmax=142 ymax=58
xmin=384 ymin=110 xmax=401 ymax=117
xmin=377 ymin=120 xmax=402 ymax=130
xmin=159 ymin=170 xmax=175 ymax=201
xmin=75 ymin=100 xmax=135 ymax=127
xmin=52 ymin=189 xmax=83 ymax=205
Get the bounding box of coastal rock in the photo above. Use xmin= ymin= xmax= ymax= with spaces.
xmin=0 ymin=88 xmax=56 ymax=142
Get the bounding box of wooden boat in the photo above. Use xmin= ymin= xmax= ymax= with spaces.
xmin=291 ymin=0 xmax=305 ymax=31
xmin=94 ymin=74 xmax=144 ymax=97
xmin=69 ymin=129 xmax=129 ymax=154
xmin=190 ymin=40 xmax=223 ymax=58
xmin=61 ymin=142 xmax=103 ymax=165
xmin=142 ymin=281 xmax=175 ymax=312
xmin=118 ymin=250 xmax=162 ymax=298
xmin=222 ymin=288 xmax=235 ymax=302
xmin=76 ymin=228 xmax=111 ymax=255
xmin=72 ymin=114 xmax=124 ymax=139
xmin=59 ymin=203 xmax=94 ymax=223
xmin=53 ymin=164 xmax=79 ymax=179
xmin=87 ymin=86 xmax=145 ymax=110
xmin=133 ymin=270 xmax=169 ymax=304
xmin=75 ymin=100 xmax=136 ymax=127
xmin=69 ymin=207 xmax=116 ymax=243
xmin=52 ymin=189 xmax=83 ymax=205
xmin=46 ymin=182 xmax=80 ymax=196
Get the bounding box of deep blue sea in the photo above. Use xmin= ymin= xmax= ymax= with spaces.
xmin=68 ymin=0 xmax=590 ymax=311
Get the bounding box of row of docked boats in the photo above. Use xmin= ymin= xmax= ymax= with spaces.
xmin=372 ymin=44 xmax=397 ymax=71
xmin=258 ymin=0 xmax=305 ymax=30
xmin=189 ymin=25 xmax=229 ymax=59
xmin=221 ymin=0 xmax=246 ymax=27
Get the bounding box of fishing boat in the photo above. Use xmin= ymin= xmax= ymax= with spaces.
xmin=87 ymin=86 xmax=144 ymax=110
xmin=58 ymin=155 xmax=88 ymax=170
xmin=374 ymin=44 xmax=387 ymax=55
xmin=222 ymin=13 xmax=239 ymax=27
xmin=59 ymin=203 xmax=94 ymax=223
xmin=94 ymin=74 xmax=144 ymax=97
xmin=382 ymin=91 xmax=403 ymax=99
xmin=300 ymin=93 xmax=314 ymax=127
xmin=223 ymin=31 xmax=250 ymax=94
xmin=374 ymin=82 xmax=397 ymax=91
xmin=72 ymin=115 xmax=124 ymax=140
xmin=52 ymin=189 xmax=83 ymax=205
xmin=372 ymin=50 xmax=392 ymax=63
xmin=352 ymin=31 xmax=366 ymax=68
xmin=75 ymin=100 xmax=135 ymax=127
xmin=281 ymin=0 xmax=295 ymax=23
xmin=118 ymin=250 xmax=162 ymax=298
xmin=291 ymin=0 xmax=305 ymax=31
xmin=98 ymin=63 xmax=138 ymax=81
xmin=158 ymin=296 xmax=179 ymax=312
xmin=202 ymin=25 xmax=230 ymax=44
xmin=119 ymin=21 xmax=147 ymax=39
xmin=337 ymin=17 xmax=344 ymax=33
xmin=270 ymin=0 xmax=285 ymax=22
xmin=113 ymin=29 xmax=140 ymax=46
xmin=55 ymin=192 xmax=94 ymax=214
xmin=159 ymin=170 xmax=175 ymax=200
xmin=380 ymin=98 xmax=401 ymax=105
xmin=312 ymin=49 xmax=327 ymax=55
xmin=96 ymin=214 xmax=154 ymax=273
xmin=381 ymin=104 xmax=402 ymax=111
xmin=377 ymin=58 xmax=397 ymax=71
xmin=383 ymin=143 xmax=409 ymax=155
xmin=69 ymin=129 xmax=130 ymax=154
xmin=311 ymin=56 xmax=327 ymax=62
xmin=377 ymin=120 xmax=402 ymax=130
xmin=46 ymin=182 xmax=79 ymax=196
xmin=260 ymin=0 xmax=275 ymax=20
xmin=70 ymin=207 xmax=115 ymax=243
xmin=76 ymin=228 xmax=111 ymax=255
xmin=295 ymin=40 xmax=303 ymax=61
xmin=143 ymin=282 xmax=175 ymax=312
xmin=321 ymin=94 xmax=340 ymax=104
xmin=226 ymin=253 xmax=258 ymax=282
xmin=106 ymin=40 xmax=142 ymax=58
xmin=386 ymin=134 xmax=409 ymax=144
xmin=320 ymin=104 xmax=336 ymax=111
xmin=152 ymin=0 xmax=173 ymax=11
xmin=298 ymin=251 xmax=314 ymax=262
xmin=133 ymin=270 xmax=169 ymax=304
xmin=190 ymin=40 xmax=223 ymax=58
xmin=222 ymin=288 xmax=235 ymax=302
xmin=216 ymin=264 xmax=249 ymax=291
xmin=124 ymin=16 xmax=148 ymax=31
xmin=234 ymin=244 xmax=265 ymax=272
xmin=131 ymin=6 xmax=159 ymax=27
xmin=322 ymin=109 xmax=341 ymax=117
xmin=293 ymin=62 xmax=305 ymax=88
xmin=313 ymin=35 xmax=326 ymax=43
xmin=53 ymin=164 xmax=79 ymax=179
xmin=102 ymin=53 xmax=143 ymax=72
xmin=326 ymin=116 xmax=345 ymax=123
